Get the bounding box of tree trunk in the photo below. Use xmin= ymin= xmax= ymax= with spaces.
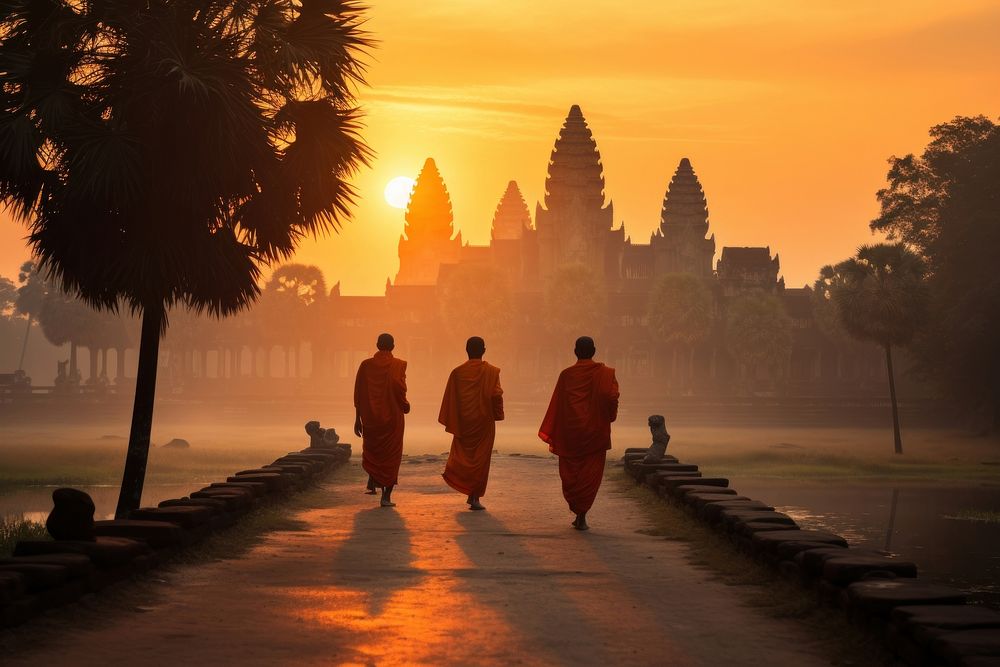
xmin=17 ymin=316 xmax=32 ymax=371
xmin=885 ymin=343 xmax=903 ymax=455
xmin=115 ymin=306 xmax=164 ymax=519
xmin=116 ymin=347 xmax=125 ymax=382
xmin=70 ymin=342 xmax=78 ymax=380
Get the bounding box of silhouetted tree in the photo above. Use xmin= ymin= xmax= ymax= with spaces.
xmin=0 ymin=0 xmax=370 ymax=517
xmin=439 ymin=263 xmax=513 ymax=344
xmin=647 ymin=273 xmax=713 ymax=385
xmin=14 ymin=261 xmax=48 ymax=371
xmin=724 ymin=290 xmax=792 ymax=391
xmin=0 ymin=277 xmax=16 ymax=320
xmin=871 ymin=116 xmax=1000 ymax=432
xmin=260 ymin=264 xmax=328 ymax=377
xmin=829 ymin=243 xmax=927 ymax=454
xmin=544 ymin=264 xmax=606 ymax=345
xmin=812 ymin=265 xmax=877 ymax=378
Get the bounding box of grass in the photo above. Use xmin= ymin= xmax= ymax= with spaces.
xmin=613 ymin=469 xmax=892 ymax=666
xmin=0 ymin=515 xmax=49 ymax=557
xmin=944 ymin=509 xmax=1000 ymax=524
xmin=0 ymin=444 xmax=278 ymax=491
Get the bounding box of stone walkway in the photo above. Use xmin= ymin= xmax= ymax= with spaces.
xmin=8 ymin=456 xmax=832 ymax=666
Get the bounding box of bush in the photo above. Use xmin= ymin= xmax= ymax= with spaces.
xmin=0 ymin=515 xmax=48 ymax=557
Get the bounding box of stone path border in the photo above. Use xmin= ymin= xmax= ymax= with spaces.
xmin=0 ymin=442 xmax=351 ymax=628
xmin=623 ymin=449 xmax=1000 ymax=666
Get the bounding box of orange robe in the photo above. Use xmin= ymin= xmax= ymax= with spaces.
xmin=539 ymin=360 xmax=619 ymax=515
xmin=354 ymin=351 xmax=410 ymax=487
xmin=439 ymin=360 xmax=504 ymax=497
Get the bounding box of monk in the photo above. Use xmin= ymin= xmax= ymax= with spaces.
xmin=439 ymin=337 xmax=504 ymax=511
xmin=354 ymin=333 xmax=410 ymax=507
xmin=538 ymin=336 xmax=619 ymax=530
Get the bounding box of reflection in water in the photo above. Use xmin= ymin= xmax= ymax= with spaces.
xmin=732 ymin=480 xmax=1000 ymax=606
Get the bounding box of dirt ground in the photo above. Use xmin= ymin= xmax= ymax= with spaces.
xmin=5 ymin=457 xmax=835 ymax=667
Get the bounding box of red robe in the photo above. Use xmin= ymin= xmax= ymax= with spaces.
xmin=539 ymin=360 xmax=619 ymax=514
xmin=439 ymin=360 xmax=504 ymax=497
xmin=354 ymin=351 xmax=410 ymax=487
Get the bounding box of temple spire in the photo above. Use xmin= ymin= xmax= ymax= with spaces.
xmin=542 ymin=105 xmax=607 ymax=213
xmin=660 ymin=157 xmax=709 ymax=235
xmin=395 ymin=158 xmax=462 ymax=286
xmin=403 ymin=158 xmax=456 ymax=242
xmin=491 ymin=181 xmax=531 ymax=241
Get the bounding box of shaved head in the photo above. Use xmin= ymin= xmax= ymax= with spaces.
xmin=466 ymin=336 xmax=486 ymax=359
xmin=376 ymin=333 xmax=394 ymax=351
xmin=574 ymin=336 xmax=596 ymax=360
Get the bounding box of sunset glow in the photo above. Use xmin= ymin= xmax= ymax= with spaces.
xmin=1 ymin=1 xmax=998 ymax=292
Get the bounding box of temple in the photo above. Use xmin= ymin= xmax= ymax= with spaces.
xmin=326 ymin=105 xmax=882 ymax=397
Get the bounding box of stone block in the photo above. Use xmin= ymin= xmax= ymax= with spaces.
xmin=46 ymin=488 xmax=96 ymax=541
xmin=228 ymin=473 xmax=287 ymax=492
xmin=683 ymin=494 xmax=751 ymax=510
xmin=0 ymin=563 xmax=71 ymax=592
xmin=0 ymin=554 xmax=94 ymax=580
xmin=210 ymin=481 xmax=268 ymax=497
xmin=750 ymin=530 xmax=848 ymax=557
xmin=821 ymin=555 xmax=918 ymax=586
xmin=930 ymin=629 xmax=1000 ymax=662
xmin=159 ymin=498 xmax=229 ymax=513
xmin=795 ymin=547 xmax=883 ymax=578
xmin=736 ymin=521 xmax=801 ymax=539
xmin=93 ymin=520 xmax=187 ymax=549
xmin=675 ymin=485 xmax=738 ymax=497
xmin=190 ymin=490 xmax=253 ymax=511
xmin=130 ymin=506 xmax=215 ymax=530
xmin=774 ymin=540 xmax=845 ymax=562
xmin=661 ymin=476 xmax=728 ymax=492
xmin=892 ymin=605 xmax=1000 ymax=647
xmin=847 ymin=580 xmax=966 ymax=618
xmin=700 ymin=500 xmax=772 ymax=522
xmin=13 ymin=537 xmax=149 ymax=568
xmin=0 ymin=571 xmax=26 ymax=605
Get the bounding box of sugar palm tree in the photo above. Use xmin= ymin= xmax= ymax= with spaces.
xmin=830 ymin=243 xmax=927 ymax=454
xmin=14 ymin=261 xmax=47 ymax=371
xmin=0 ymin=0 xmax=371 ymax=516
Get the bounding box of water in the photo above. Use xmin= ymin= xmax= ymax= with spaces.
xmin=1 ymin=483 xmax=203 ymax=523
xmin=732 ymin=479 xmax=1000 ymax=607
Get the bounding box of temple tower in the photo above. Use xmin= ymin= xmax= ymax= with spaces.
xmin=395 ymin=158 xmax=462 ymax=286
xmin=534 ymin=105 xmax=622 ymax=284
xmin=650 ymin=157 xmax=716 ymax=278
xmin=491 ymin=181 xmax=531 ymax=241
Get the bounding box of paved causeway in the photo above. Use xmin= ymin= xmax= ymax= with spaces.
xmin=9 ymin=456 xmax=831 ymax=666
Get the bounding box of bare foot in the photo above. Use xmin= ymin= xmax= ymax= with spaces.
xmin=380 ymin=498 xmax=396 ymax=507
xmin=469 ymin=499 xmax=486 ymax=511
xmin=364 ymin=489 xmax=377 ymax=495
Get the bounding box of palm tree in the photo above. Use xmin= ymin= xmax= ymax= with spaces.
xmin=829 ymin=243 xmax=927 ymax=454
xmin=0 ymin=0 xmax=371 ymax=517
xmin=14 ymin=261 xmax=47 ymax=371
xmin=262 ymin=264 xmax=327 ymax=377
xmin=647 ymin=273 xmax=714 ymax=386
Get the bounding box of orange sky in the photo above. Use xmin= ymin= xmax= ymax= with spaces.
xmin=2 ymin=0 xmax=998 ymax=293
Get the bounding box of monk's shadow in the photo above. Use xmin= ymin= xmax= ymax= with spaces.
xmin=453 ymin=510 xmax=611 ymax=665
xmin=331 ymin=507 xmax=422 ymax=616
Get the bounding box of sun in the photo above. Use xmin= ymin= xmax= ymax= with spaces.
xmin=384 ymin=176 xmax=416 ymax=209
